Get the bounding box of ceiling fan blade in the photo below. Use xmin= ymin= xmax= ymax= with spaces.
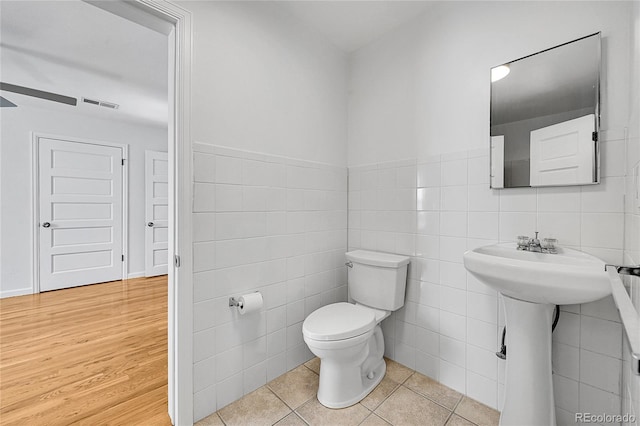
xmin=0 ymin=96 xmax=17 ymax=107
xmin=0 ymin=82 xmax=77 ymax=106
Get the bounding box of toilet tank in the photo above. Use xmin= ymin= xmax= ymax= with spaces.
xmin=346 ymin=250 xmax=410 ymax=311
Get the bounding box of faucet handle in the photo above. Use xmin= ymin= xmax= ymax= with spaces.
xmin=542 ymin=238 xmax=557 ymax=252
xmin=517 ymin=235 xmax=530 ymax=249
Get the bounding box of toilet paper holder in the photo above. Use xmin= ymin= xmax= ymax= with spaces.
xmin=228 ymin=297 xmax=242 ymax=308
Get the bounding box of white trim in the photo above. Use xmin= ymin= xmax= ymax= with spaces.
xmin=31 ymin=132 xmax=130 ymax=294
xmin=127 ymin=271 xmax=146 ymax=279
xmin=130 ymin=2 xmax=193 ymax=425
xmin=0 ymin=287 xmax=33 ymax=299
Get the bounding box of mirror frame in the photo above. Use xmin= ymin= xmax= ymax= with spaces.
xmin=489 ymin=32 xmax=601 ymax=189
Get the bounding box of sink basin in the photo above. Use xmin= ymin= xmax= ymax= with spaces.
xmin=463 ymin=243 xmax=610 ymax=305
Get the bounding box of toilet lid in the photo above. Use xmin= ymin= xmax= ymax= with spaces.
xmin=303 ymin=303 xmax=376 ymax=341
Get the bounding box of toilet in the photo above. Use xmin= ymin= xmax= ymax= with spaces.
xmin=302 ymin=250 xmax=410 ymax=409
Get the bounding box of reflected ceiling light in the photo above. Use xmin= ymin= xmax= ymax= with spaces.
xmin=491 ymin=65 xmax=510 ymax=82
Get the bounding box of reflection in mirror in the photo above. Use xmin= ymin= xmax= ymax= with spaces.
xmin=490 ymin=33 xmax=601 ymax=189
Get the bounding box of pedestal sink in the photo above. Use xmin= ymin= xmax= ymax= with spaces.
xmin=463 ymin=243 xmax=610 ymax=426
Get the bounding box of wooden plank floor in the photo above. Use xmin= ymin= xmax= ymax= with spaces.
xmin=0 ymin=276 xmax=172 ymax=426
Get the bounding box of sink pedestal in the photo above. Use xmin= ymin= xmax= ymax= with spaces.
xmin=502 ymin=295 xmax=556 ymax=426
xmin=463 ymin=243 xmax=611 ymax=425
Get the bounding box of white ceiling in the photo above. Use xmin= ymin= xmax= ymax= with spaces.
xmin=282 ymin=1 xmax=433 ymax=52
xmin=0 ymin=1 xmax=432 ymax=127
xmin=0 ymin=0 xmax=169 ymax=127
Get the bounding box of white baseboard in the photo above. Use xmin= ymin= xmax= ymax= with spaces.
xmin=0 ymin=287 xmax=33 ymax=299
xmin=127 ymin=271 xmax=146 ymax=279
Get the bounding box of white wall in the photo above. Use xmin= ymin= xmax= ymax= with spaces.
xmin=177 ymin=1 xmax=349 ymax=420
xmin=0 ymin=99 xmax=167 ymax=297
xmin=348 ymin=1 xmax=632 ymax=423
xmin=180 ymin=0 xmax=348 ymax=166
xmin=349 ymin=1 xmax=630 ymax=165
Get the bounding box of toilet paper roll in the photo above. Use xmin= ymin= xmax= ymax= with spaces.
xmin=238 ymin=292 xmax=263 ymax=315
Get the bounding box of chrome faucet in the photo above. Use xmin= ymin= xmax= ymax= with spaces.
xmin=529 ymin=232 xmax=542 ymax=252
xmin=517 ymin=232 xmax=557 ymax=254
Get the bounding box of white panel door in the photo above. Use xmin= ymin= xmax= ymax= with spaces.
xmin=145 ymin=151 xmax=169 ymax=277
xmin=39 ymin=138 xmax=123 ymax=291
xmin=530 ymin=114 xmax=595 ymax=187
xmin=491 ymin=135 xmax=505 ymax=189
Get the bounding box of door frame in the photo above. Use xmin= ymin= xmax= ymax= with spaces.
xmin=123 ymin=2 xmax=193 ymax=424
xmin=31 ymin=133 xmax=130 ymax=294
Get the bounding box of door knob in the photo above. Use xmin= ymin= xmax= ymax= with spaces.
xmin=147 ymin=222 xmax=154 ymax=227
xmin=42 ymin=222 xmax=51 ymax=228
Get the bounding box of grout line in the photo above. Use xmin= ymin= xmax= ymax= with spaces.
xmin=293 ymin=407 xmax=313 ymax=425
xmin=290 ymin=410 xmax=310 ymax=426
xmin=442 ymin=410 xmax=455 ymax=426
xmin=270 ymin=407 xmax=295 ymax=426
xmin=401 ymin=383 xmax=458 ymax=414
xmin=451 ymin=394 xmax=464 ymax=412
xmin=265 ymin=383 xmax=300 ymax=411
xmin=302 ymin=361 xmax=319 ymax=376
xmin=215 ymin=411 xmax=228 ymax=426
xmin=365 ymin=380 xmax=402 ymax=412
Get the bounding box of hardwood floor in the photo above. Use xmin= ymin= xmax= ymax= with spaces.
xmin=0 ymin=276 xmax=171 ymax=426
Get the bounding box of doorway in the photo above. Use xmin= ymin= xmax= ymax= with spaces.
xmin=87 ymin=2 xmax=194 ymax=424
xmin=1 ymin=0 xmax=193 ymax=422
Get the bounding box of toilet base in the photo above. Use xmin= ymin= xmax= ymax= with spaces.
xmin=318 ymin=358 xmax=386 ymax=409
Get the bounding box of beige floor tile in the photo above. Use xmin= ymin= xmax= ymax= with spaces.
xmin=446 ymin=414 xmax=476 ymax=426
xmin=404 ymin=372 xmax=463 ymax=409
xmin=454 ymin=397 xmax=500 ymax=426
xmin=374 ymin=386 xmax=451 ymax=426
xmin=384 ymin=358 xmax=413 ymax=384
xmin=275 ymin=412 xmax=308 ymax=425
xmin=217 ymin=386 xmax=291 ymax=426
xmin=195 ymin=412 xmax=224 ymax=426
xmin=360 ymin=413 xmax=392 ymax=425
xmin=361 ymin=376 xmax=400 ymax=411
xmin=296 ymin=399 xmax=371 ymax=426
xmin=305 ymin=357 xmax=321 ymax=374
xmin=268 ymin=365 xmax=320 ymax=409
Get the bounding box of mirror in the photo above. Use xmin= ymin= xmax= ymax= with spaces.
xmin=490 ymin=33 xmax=601 ymax=189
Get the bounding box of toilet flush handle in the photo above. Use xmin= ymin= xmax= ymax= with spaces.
xmin=345 ymin=261 xmax=353 ymax=268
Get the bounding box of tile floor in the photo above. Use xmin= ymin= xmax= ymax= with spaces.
xmin=196 ymin=358 xmax=500 ymax=426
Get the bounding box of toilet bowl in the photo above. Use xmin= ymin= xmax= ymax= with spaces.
xmin=302 ymin=302 xmax=388 ymax=408
xmin=302 ymin=249 xmax=410 ymax=409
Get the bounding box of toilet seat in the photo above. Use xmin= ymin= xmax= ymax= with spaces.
xmin=303 ymin=302 xmax=375 ymax=341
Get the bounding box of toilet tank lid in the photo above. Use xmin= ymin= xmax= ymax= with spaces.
xmin=345 ymin=250 xmax=410 ymax=268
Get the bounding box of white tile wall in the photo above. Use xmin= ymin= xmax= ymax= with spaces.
xmin=348 ymin=134 xmax=627 ymax=420
xmin=622 ymin=132 xmax=640 ymax=424
xmin=192 ymin=142 xmax=347 ymax=420
xmin=189 ymin=132 xmax=635 ymax=422
xmin=622 ymin=8 xmax=640 ymax=417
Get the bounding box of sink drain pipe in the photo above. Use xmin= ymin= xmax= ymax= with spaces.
xmin=496 ymin=304 xmax=560 ymax=359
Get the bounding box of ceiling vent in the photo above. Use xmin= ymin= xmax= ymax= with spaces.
xmin=82 ymin=97 xmax=119 ymax=110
